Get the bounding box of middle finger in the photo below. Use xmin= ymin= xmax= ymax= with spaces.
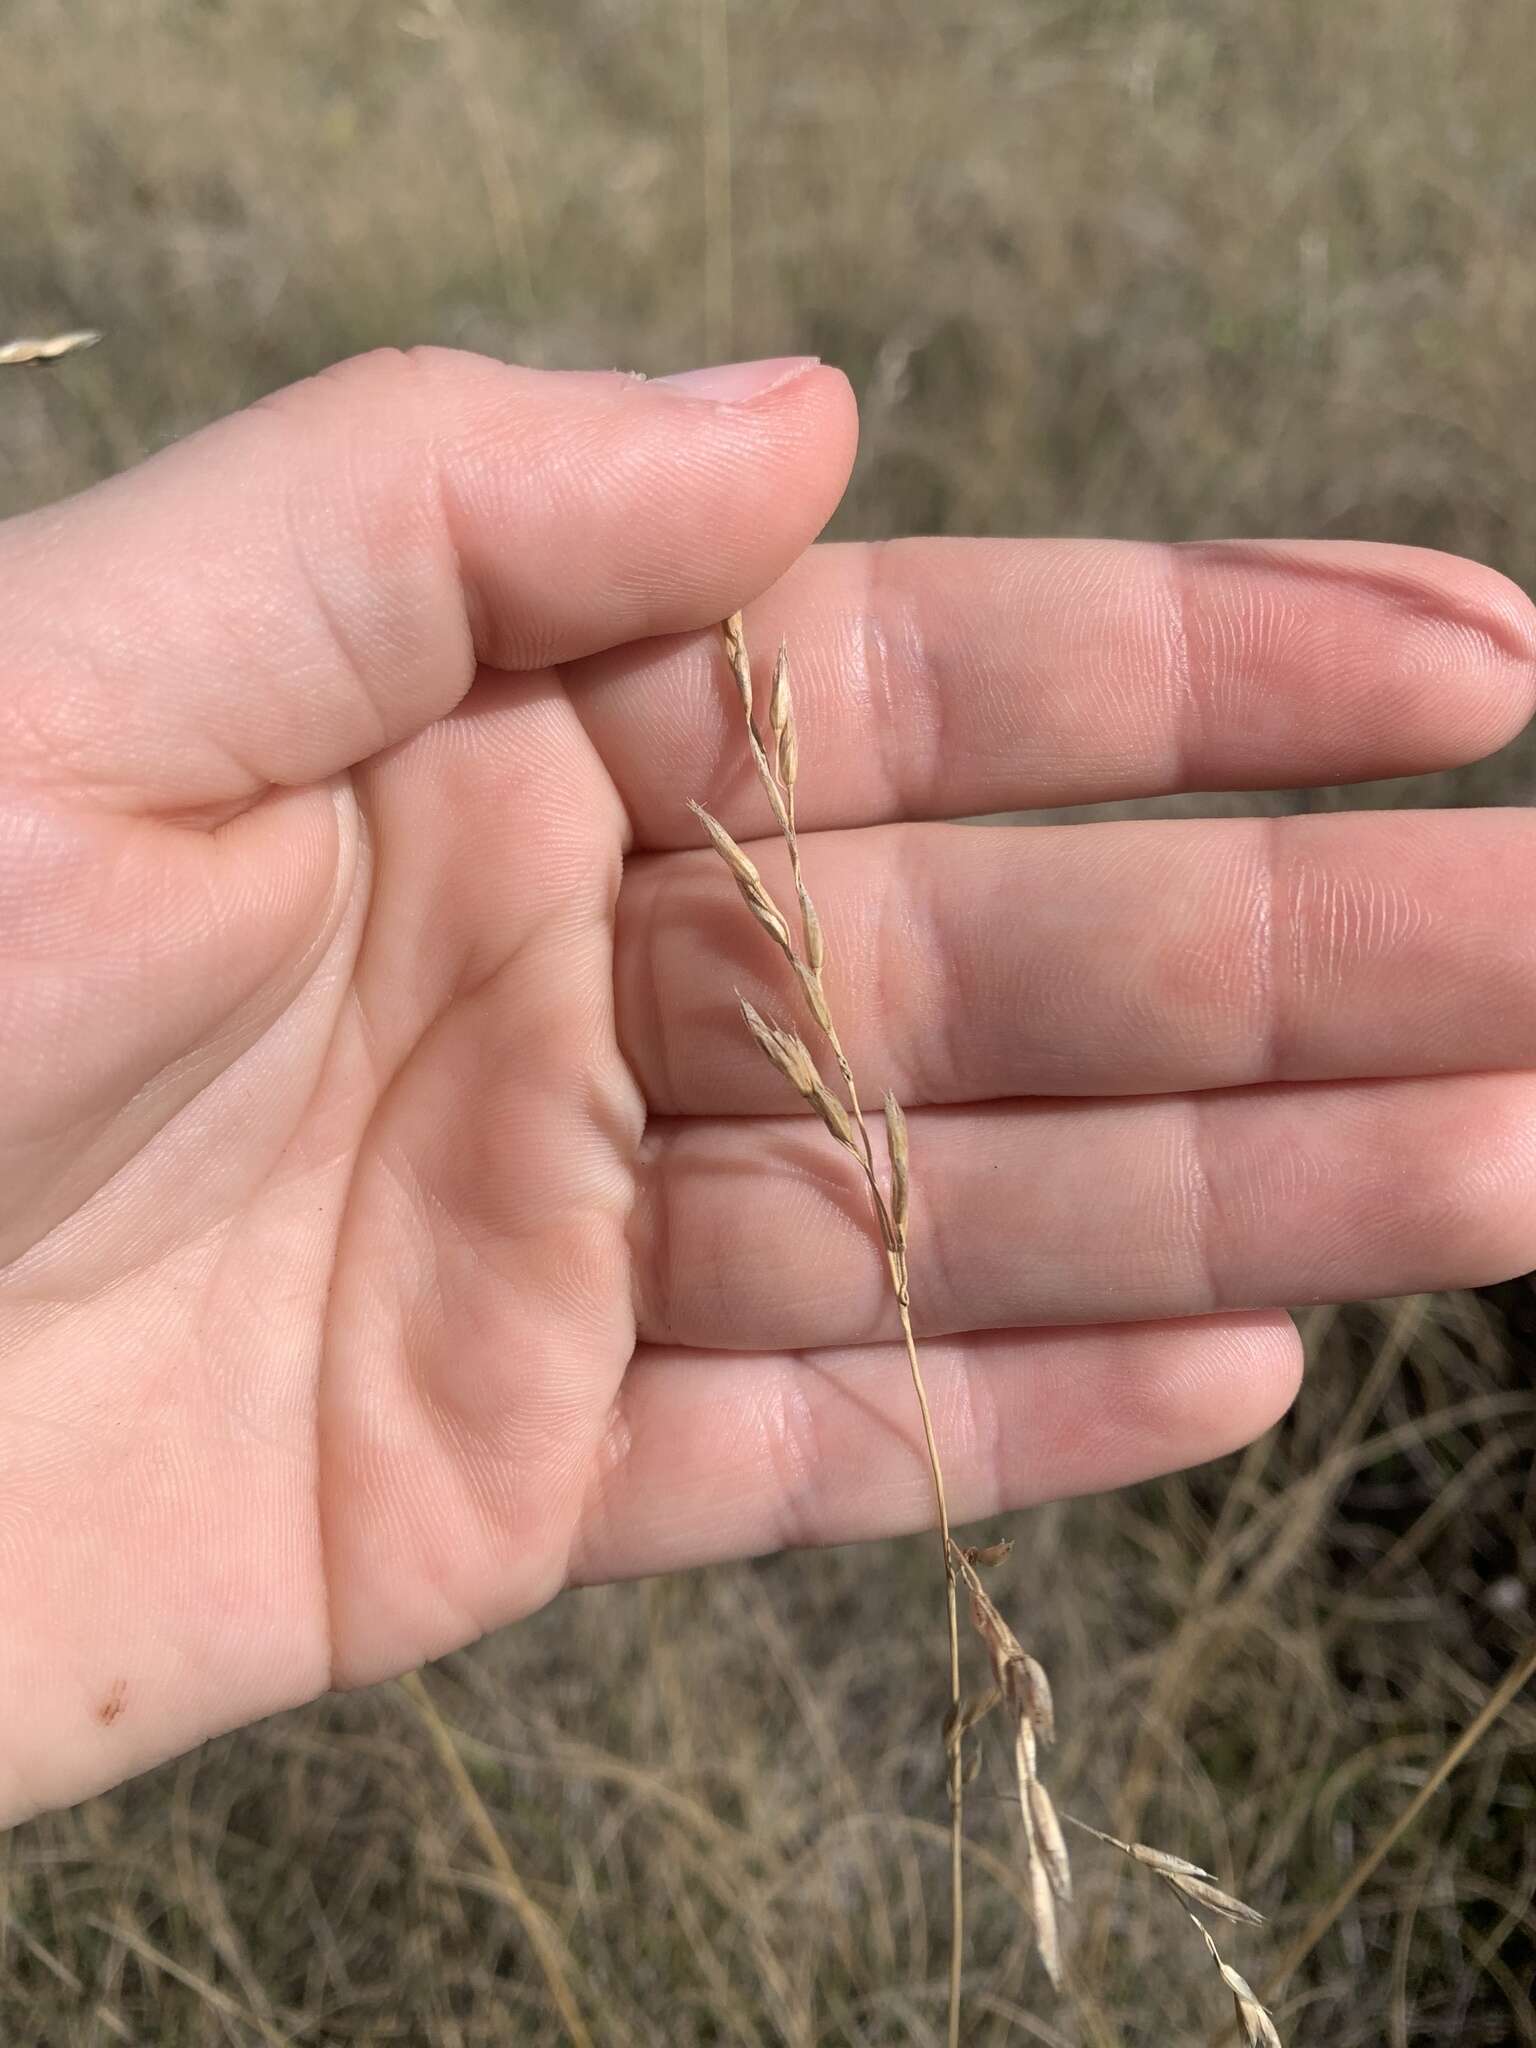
xmin=618 ymin=807 xmax=1536 ymax=1113
xmin=631 ymin=1070 xmax=1536 ymax=1350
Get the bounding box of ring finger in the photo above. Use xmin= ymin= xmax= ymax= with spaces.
xmin=631 ymin=1070 xmax=1536 ymax=1350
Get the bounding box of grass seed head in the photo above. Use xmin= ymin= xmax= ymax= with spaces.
xmin=722 ymin=612 xmax=754 ymax=722
xmin=883 ymin=1092 xmax=910 ymax=1240
xmin=689 ymin=801 xmax=794 ymax=954
xmin=798 ymin=892 xmax=825 ymax=974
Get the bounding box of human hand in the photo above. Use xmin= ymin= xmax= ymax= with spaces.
xmin=3 ymin=349 xmax=1533 ymax=1821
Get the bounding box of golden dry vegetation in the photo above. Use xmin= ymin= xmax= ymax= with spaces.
xmin=2 ymin=2 xmax=1534 ymax=2042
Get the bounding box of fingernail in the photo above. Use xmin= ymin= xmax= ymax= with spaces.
xmin=656 ymin=355 xmax=819 ymax=401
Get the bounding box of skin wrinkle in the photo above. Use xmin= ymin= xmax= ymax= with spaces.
xmin=875 ymin=832 xmax=930 ymax=1107
xmin=889 ymin=1102 xmax=961 ymax=1332
xmin=765 ymin=1364 xmax=823 ymax=1554
xmin=1161 ymin=542 xmax=1202 ymax=793
xmin=383 ymin=347 xmax=574 ymax=675
xmin=1210 ymin=539 xmax=1536 ymax=670
xmin=626 ymin=1124 xmax=674 ymax=1344
xmin=946 ymin=1321 xmax=1001 ymax=1538
xmin=271 ymin=468 xmax=398 ymax=788
xmin=645 ymin=852 xmax=690 ymax=1131
xmin=0 ymin=639 xmax=108 ymax=801
xmin=565 ymin=1388 xmax=633 ymax=1589
xmin=1182 ymin=1090 xmax=1226 ymax=1317
xmin=910 ymin=829 xmax=979 ymax=1117
xmin=862 ymin=539 xmax=925 ymax=818
xmin=2 ymin=803 xmax=360 ymax=1276
xmin=417 ymin=403 xmax=488 ymax=667
xmin=1258 ymin=812 xmax=1289 ymax=1085
xmin=1421 ymin=1087 xmax=1536 ymax=1281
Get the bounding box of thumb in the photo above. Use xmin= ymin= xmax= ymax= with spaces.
xmin=0 ymin=349 xmax=858 ymax=808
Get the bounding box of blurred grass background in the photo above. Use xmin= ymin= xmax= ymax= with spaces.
xmin=3 ymin=1 xmax=1535 ymax=2042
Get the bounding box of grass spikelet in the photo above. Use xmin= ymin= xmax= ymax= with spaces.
xmin=1063 ymin=1814 xmax=1278 ymax=2033
xmin=686 ymin=800 xmax=794 ymax=953
xmin=883 ymin=1092 xmax=910 ymax=1242
xmin=769 ymin=638 xmax=798 ymax=789
xmin=1182 ymin=1905 xmax=1283 ymax=2047
xmin=1063 ymin=1817 xmax=1266 ymax=1928
xmin=1027 ymin=1779 xmax=1073 ymax=1906
xmin=0 ymin=328 xmax=101 ymax=366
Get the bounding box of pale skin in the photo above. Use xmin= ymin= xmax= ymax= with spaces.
xmin=2 ymin=348 xmax=1535 ymax=1824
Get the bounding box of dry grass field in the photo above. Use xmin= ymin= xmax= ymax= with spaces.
xmin=2 ymin=1 xmax=1534 ymax=2041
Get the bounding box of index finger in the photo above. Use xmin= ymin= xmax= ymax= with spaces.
xmin=567 ymin=537 xmax=1536 ymax=847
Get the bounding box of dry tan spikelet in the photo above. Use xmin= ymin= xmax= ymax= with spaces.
xmin=964 ymin=1539 xmax=1014 ymax=1570
xmin=0 ymin=329 xmax=101 ymax=366
xmin=1169 ymin=1873 xmax=1267 ymax=1928
xmin=722 ymin=612 xmax=754 ymax=723
xmin=798 ymin=891 xmax=825 ymax=975
xmin=714 ymin=618 xmax=793 ymax=835
xmin=1014 ymin=1651 xmax=1055 ymax=1748
xmin=963 ymin=1576 xmax=1055 ymax=1747
xmin=1067 ymin=1819 xmax=1265 ymax=1928
xmin=794 ymin=956 xmax=833 ymax=1032
xmin=768 ymin=640 xmax=794 ymax=782
xmin=769 ymin=641 xmax=798 ymax=790
xmin=1013 ymin=1718 xmax=1037 ymax=1803
xmin=1127 ymin=1846 xmax=1264 ymax=1927
xmin=1015 ymin=1709 xmax=1038 ymax=1785
xmin=1221 ymin=1963 xmax=1283 ymax=2048
xmin=689 ymin=801 xmax=794 ymax=954
xmin=1183 ymin=1911 xmax=1283 ymax=2046
xmin=1129 ymin=1847 xmax=1216 ymax=1880
xmin=884 ymin=1093 xmax=910 ymax=1242
xmin=1065 ymin=1816 xmax=1278 ymax=2035
xmin=737 ymin=1000 xmax=856 ymax=1152
xmin=806 ymin=1076 xmax=856 ymax=1150
xmin=1012 ymin=1718 xmax=1070 ymax=1987
xmin=964 ymin=1574 xmax=1015 ymax=1662
xmin=768 ymin=638 xmax=790 ymax=735
xmin=1027 ymin=1779 xmax=1073 ymax=1905
xmin=739 ymin=1001 xmax=819 ymax=1095
xmin=1026 ymin=1834 xmax=1064 ymax=1991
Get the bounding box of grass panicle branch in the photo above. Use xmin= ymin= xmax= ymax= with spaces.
xmin=695 ymin=615 xmax=969 ymax=2043
xmin=1063 ymin=1814 xmax=1279 ymax=2040
xmin=694 ymin=612 xmax=1281 ymax=2044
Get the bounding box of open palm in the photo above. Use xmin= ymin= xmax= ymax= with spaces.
xmin=4 ymin=349 xmax=1534 ymax=1822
